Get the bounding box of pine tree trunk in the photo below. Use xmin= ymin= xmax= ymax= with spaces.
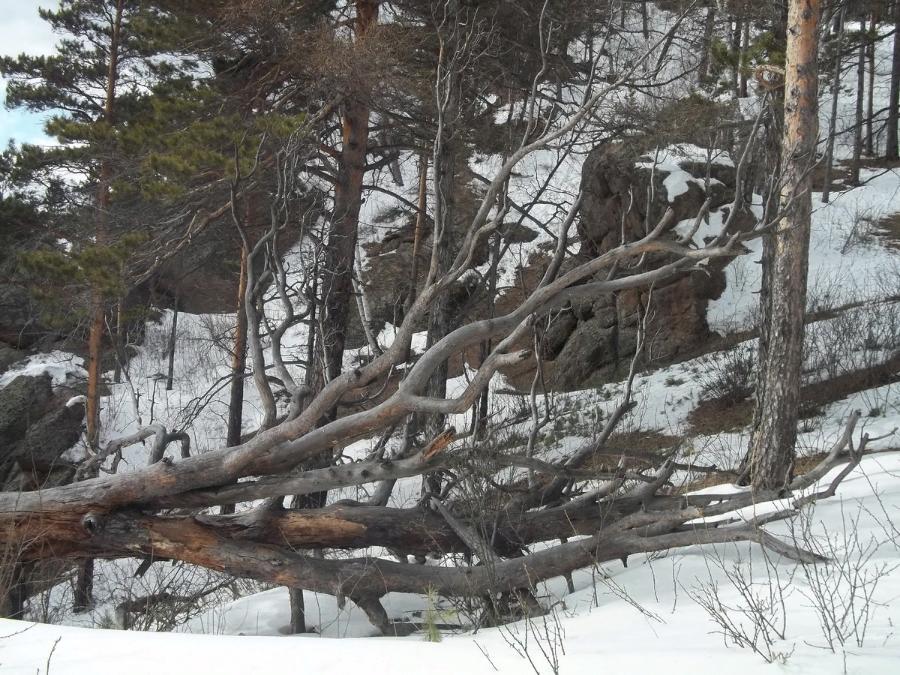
xmin=79 ymin=0 xmax=125 ymax=613
xmin=321 ymin=0 xmax=378 ymax=386
xmin=887 ymin=0 xmax=900 ymax=160
xmin=220 ymin=246 xmax=248 ymax=516
xmin=85 ymin=298 xmax=104 ymax=450
xmin=284 ymin=2 xmax=379 ymax=633
xmin=867 ymin=12 xmax=878 ymax=156
xmin=73 ymin=559 xmax=94 ymax=613
xmin=289 ymin=586 xmax=306 ymax=634
xmin=226 ymin=247 xmax=248 ymax=451
xmin=822 ymin=5 xmax=846 ymax=204
xmin=697 ymin=7 xmax=717 ymax=84
xmin=419 ymin=0 xmax=466 ymax=496
xmin=165 ymin=298 xmax=179 ymax=391
xmin=424 ymin=133 xmax=457 ymax=437
xmin=739 ymin=19 xmax=750 ymax=97
xmin=112 ymin=297 xmax=125 ymax=384
xmin=301 ymin=0 xmax=377 ymax=499
xmin=731 ymin=18 xmax=743 ymax=99
xmin=852 ymin=24 xmax=866 ymax=185
xmin=749 ymin=0 xmax=821 ymax=493
xmin=640 ymin=1 xmax=649 ymax=41
xmin=408 ymin=153 xmax=428 ymax=314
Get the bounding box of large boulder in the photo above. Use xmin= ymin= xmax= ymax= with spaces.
xmin=0 ymin=374 xmax=53 ymax=449
xmin=13 ymin=400 xmax=84 ymax=489
xmin=0 ymin=373 xmax=54 ymax=485
xmin=0 ymin=374 xmax=84 ymax=490
xmin=353 ymin=140 xmax=746 ymax=392
xmin=535 ymin=141 xmax=746 ymax=390
xmin=0 ymin=345 xmax=24 ymax=375
xmin=577 ymin=142 xmax=735 ymax=259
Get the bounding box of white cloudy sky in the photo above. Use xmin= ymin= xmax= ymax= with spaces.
xmin=0 ymin=0 xmax=57 ymax=146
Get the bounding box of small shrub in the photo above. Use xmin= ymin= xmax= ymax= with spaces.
xmin=698 ymin=347 xmax=756 ymax=404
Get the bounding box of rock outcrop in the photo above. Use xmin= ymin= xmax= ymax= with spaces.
xmin=0 ymin=374 xmax=83 ymax=490
xmin=335 ymin=142 xmax=750 ymax=392
xmin=537 ymin=142 xmax=744 ymax=390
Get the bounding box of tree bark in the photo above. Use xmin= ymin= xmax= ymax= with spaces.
xmin=887 ymin=0 xmax=900 ymax=160
xmin=288 ymin=585 xmax=306 ymax=634
xmin=80 ymin=0 xmax=125 ymax=613
xmin=852 ymin=20 xmax=866 ymax=185
xmin=867 ymin=12 xmax=878 ymax=156
xmin=221 ymin=246 xmax=249 ymax=516
xmin=739 ymin=19 xmax=750 ymax=98
xmin=420 ymin=1 xmax=465 ymax=499
xmin=749 ymin=0 xmax=821 ymax=493
xmin=822 ymin=5 xmax=846 ymax=204
xmin=226 ymin=247 xmax=249 ymax=450
xmin=697 ymin=7 xmax=717 ymax=84
xmin=86 ymin=0 xmax=124 ymax=450
xmin=321 ymin=1 xmax=379 ymax=386
xmin=165 ymin=298 xmax=179 ymax=391
xmin=731 ymin=18 xmax=743 ymax=99
xmin=73 ymin=558 xmax=94 ymax=613
xmin=112 ymin=298 xmax=126 ymax=384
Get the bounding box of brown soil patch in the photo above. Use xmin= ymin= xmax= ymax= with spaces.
xmin=810 ymin=162 xmax=853 ymax=193
xmin=686 ymin=353 xmax=900 ymax=438
xmin=874 ymin=211 xmax=900 ymax=251
xmin=687 ymin=397 xmax=753 ymax=435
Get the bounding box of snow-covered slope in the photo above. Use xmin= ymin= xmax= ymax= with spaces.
xmin=6 ymin=9 xmax=900 ymax=675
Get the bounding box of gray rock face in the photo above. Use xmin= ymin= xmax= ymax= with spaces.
xmin=0 ymin=374 xmax=84 ymax=490
xmin=539 ymin=142 xmax=741 ymax=390
xmin=577 ymin=143 xmax=735 ymax=259
xmin=0 ymin=374 xmax=53 ymax=448
xmin=14 ymin=401 xmax=83 ymax=489
xmin=0 ymin=345 xmax=25 ymax=375
xmin=347 ymin=141 xmax=745 ymax=393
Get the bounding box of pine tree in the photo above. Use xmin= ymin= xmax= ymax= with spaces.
xmin=2 ymin=1 xmax=302 ymax=611
xmin=749 ymin=0 xmax=822 ymax=492
xmin=1 ymin=0 xmax=187 ymax=451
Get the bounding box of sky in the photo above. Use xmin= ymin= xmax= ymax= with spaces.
xmin=0 ymin=0 xmax=57 ymax=147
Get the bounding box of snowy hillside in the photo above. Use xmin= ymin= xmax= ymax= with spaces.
xmin=4 ymin=3 xmax=900 ymax=675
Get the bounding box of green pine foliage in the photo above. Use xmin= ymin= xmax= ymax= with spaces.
xmin=1 ymin=1 xmax=307 ymax=320
xmin=708 ymin=27 xmax=786 ymax=95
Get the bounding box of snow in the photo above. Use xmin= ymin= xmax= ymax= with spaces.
xmin=709 ymin=26 xmax=900 ymax=335
xmin=636 ymin=144 xmax=733 ymax=202
xmin=708 ymin=169 xmax=900 ymax=334
xmin=0 ymin=350 xmax=86 ymax=388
